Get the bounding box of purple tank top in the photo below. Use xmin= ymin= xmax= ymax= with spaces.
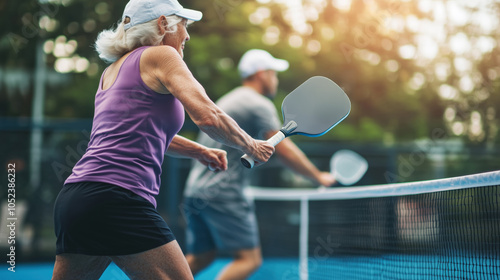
xmin=65 ymin=46 xmax=185 ymax=207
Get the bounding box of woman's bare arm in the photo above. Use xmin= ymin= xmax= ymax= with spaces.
xmin=166 ymin=135 xmax=228 ymax=171
xmin=143 ymin=46 xmax=274 ymax=164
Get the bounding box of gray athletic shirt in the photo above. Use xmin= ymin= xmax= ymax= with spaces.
xmin=183 ymin=86 xmax=281 ymax=201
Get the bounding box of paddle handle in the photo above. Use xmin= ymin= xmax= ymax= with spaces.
xmin=241 ymin=131 xmax=286 ymax=169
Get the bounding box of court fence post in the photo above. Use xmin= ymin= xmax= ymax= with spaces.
xmin=299 ymin=197 xmax=309 ymax=280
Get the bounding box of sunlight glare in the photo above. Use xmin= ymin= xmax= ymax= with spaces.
xmin=385 ymin=60 xmax=399 ymax=73
xmin=473 ymin=10 xmax=499 ymax=33
xmin=55 ymin=58 xmax=74 ymax=73
xmin=405 ymin=15 xmax=420 ymax=32
xmin=452 ymin=122 xmax=465 ymax=136
xmin=399 ymin=45 xmax=416 ymax=59
xmin=449 ymin=33 xmax=471 ymax=55
xmin=262 ymin=26 xmax=280 ymax=45
xmin=43 ymin=40 xmax=54 ymax=54
xmin=459 ymin=75 xmax=474 ymax=93
xmin=418 ymin=0 xmax=433 ymax=13
xmin=321 ymin=27 xmax=335 ymax=41
xmin=453 ymin=57 xmax=472 ymax=73
xmin=444 ymin=107 xmax=456 ymax=122
xmin=288 ymin=35 xmax=303 ymax=48
xmin=74 ymin=57 xmax=90 ymax=73
xmin=447 ymin=1 xmax=469 ymax=26
xmin=438 ymin=84 xmax=459 ymax=100
xmin=331 ymin=0 xmax=351 ymax=12
xmin=476 ymin=36 xmax=497 ymax=54
xmin=434 ymin=62 xmax=451 ymax=81
xmin=357 ymin=50 xmax=380 ymax=66
xmin=306 ymin=40 xmax=321 ymax=55
xmin=409 ymin=72 xmax=426 ymax=91
xmin=249 ymin=7 xmax=271 ymax=25
xmin=416 ymin=35 xmax=438 ymax=59
xmin=470 ymin=111 xmax=483 ymax=137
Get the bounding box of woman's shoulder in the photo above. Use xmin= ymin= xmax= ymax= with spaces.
xmin=142 ymin=45 xmax=180 ymax=61
xmin=138 ymin=45 xmax=188 ymax=94
xmin=140 ymin=46 xmax=185 ymax=73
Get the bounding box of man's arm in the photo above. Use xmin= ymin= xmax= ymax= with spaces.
xmin=166 ymin=135 xmax=228 ymax=172
xmin=267 ymin=131 xmax=336 ymax=187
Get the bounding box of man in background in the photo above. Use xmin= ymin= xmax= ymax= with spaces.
xmin=183 ymin=49 xmax=336 ymax=279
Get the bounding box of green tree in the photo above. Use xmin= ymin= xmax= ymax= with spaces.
xmin=3 ymin=0 xmax=499 ymax=145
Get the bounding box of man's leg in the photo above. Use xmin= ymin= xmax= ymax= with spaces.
xmin=217 ymin=247 xmax=262 ymax=280
xmin=110 ymin=240 xmax=193 ymax=280
xmin=183 ymin=197 xmax=217 ymax=275
xmin=52 ymin=254 xmax=111 ymax=280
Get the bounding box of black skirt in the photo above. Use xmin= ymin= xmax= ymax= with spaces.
xmin=54 ymin=181 xmax=175 ymax=256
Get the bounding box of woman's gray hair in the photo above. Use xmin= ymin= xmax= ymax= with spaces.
xmin=95 ymin=15 xmax=183 ymax=63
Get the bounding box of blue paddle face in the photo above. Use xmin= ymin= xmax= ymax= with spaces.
xmin=281 ymin=76 xmax=351 ymax=136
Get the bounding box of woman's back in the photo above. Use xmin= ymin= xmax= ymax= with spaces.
xmin=65 ymin=46 xmax=185 ymax=207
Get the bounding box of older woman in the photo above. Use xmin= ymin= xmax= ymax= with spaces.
xmin=51 ymin=0 xmax=274 ymax=279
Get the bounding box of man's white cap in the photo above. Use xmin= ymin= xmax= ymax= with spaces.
xmin=238 ymin=49 xmax=289 ymax=79
xmin=123 ymin=0 xmax=203 ymax=30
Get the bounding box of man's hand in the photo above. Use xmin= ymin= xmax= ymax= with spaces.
xmin=317 ymin=172 xmax=337 ymax=187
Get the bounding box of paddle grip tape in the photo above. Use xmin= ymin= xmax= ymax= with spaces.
xmin=241 ymin=131 xmax=286 ymax=169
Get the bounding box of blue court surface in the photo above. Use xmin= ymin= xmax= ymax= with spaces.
xmin=0 ymin=258 xmax=297 ymax=280
xmin=1 ymin=255 xmax=499 ymax=279
xmin=0 ymin=259 xmax=235 ymax=280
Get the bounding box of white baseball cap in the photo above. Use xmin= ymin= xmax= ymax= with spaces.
xmin=238 ymin=49 xmax=289 ymax=79
xmin=123 ymin=0 xmax=203 ymax=30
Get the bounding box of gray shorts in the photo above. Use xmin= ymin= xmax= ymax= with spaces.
xmin=182 ymin=196 xmax=259 ymax=254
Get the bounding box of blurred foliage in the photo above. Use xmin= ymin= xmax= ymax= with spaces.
xmin=2 ymin=0 xmax=500 ymax=147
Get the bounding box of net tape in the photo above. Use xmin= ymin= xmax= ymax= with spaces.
xmin=246 ymin=170 xmax=500 ymax=201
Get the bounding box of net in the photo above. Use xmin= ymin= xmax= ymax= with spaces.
xmin=246 ymin=171 xmax=500 ymax=280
